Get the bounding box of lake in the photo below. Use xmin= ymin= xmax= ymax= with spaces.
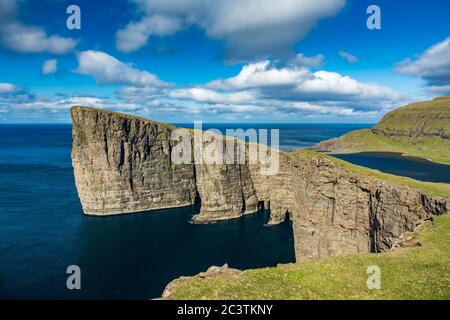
xmin=333 ymin=152 xmax=450 ymax=184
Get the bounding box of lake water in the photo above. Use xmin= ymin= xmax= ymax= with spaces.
xmin=333 ymin=152 xmax=450 ymax=184
xmin=2 ymin=123 xmax=448 ymax=299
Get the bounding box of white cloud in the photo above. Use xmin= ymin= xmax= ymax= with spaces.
xmin=208 ymin=61 xmax=310 ymax=90
xmin=0 ymin=82 xmax=20 ymax=94
xmin=118 ymin=0 xmax=345 ymax=61
xmin=206 ymin=60 xmax=401 ymax=103
xmin=396 ymin=37 xmax=450 ymax=93
xmin=338 ymin=51 xmax=358 ymax=63
xmin=169 ymin=88 xmax=258 ymax=104
xmin=0 ymin=0 xmax=77 ymax=54
xmin=42 ymin=59 xmax=58 ymax=75
xmin=75 ymin=50 xmax=169 ymax=87
xmin=116 ymin=15 xmax=182 ymax=53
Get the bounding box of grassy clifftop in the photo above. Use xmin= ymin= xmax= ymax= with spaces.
xmin=163 ymin=214 xmax=450 ymax=300
xmin=375 ymin=96 xmax=450 ymax=133
xmin=315 ymin=97 xmax=450 ymax=164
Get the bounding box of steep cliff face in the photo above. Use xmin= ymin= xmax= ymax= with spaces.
xmin=72 ymin=106 xmax=448 ymax=261
xmin=193 ymin=163 xmax=259 ymax=222
xmin=248 ymin=150 xmax=448 ymax=261
xmin=71 ymin=106 xmax=258 ymax=219
xmin=288 ymin=154 xmax=447 ymax=261
xmin=71 ymin=106 xmax=197 ymax=215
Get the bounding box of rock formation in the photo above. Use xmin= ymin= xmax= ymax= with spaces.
xmin=71 ymin=106 xmax=448 ymax=262
xmin=71 ymin=106 xmax=197 ymax=215
xmin=71 ymin=106 xmax=258 ymax=220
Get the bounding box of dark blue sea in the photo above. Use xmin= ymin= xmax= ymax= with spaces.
xmin=1 ymin=123 xmax=448 ymax=299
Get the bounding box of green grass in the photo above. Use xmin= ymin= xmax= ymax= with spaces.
xmin=299 ymin=149 xmax=450 ymax=199
xmin=375 ymin=96 xmax=450 ymax=133
xmin=164 ymin=214 xmax=450 ymax=300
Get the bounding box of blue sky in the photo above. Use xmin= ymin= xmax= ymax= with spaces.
xmin=0 ymin=0 xmax=449 ymax=123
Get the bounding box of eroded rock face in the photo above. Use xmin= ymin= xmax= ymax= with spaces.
xmin=71 ymin=106 xmax=448 ymax=261
xmin=281 ymin=154 xmax=447 ymax=261
xmin=71 ymin=106 xmax=258 ymax=220
xmin=71 ymin=106 xmax=197 ymax=215
xmin=193 ymin=163 xmax=259 ymax=222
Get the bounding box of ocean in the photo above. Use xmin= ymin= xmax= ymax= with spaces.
xmin=1 ymin=123 xmax=448 ymax=299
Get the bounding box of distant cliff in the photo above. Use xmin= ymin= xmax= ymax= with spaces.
xmin=71 ymin=106 xmax=448 ymax=262
xmin=315 ymin=96 xmax=450 ymax=164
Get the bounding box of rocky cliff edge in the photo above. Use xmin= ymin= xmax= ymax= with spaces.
xmin=71 ymin=106 xmax=448 ymax=261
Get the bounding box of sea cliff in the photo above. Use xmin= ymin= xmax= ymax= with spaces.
xmin=71 ymin=106 xmax=448 ymax=261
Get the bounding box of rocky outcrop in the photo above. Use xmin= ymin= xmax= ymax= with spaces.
xmin=71 ymin=106 xmax=258 ymax=219
xmin=71 ymin=106 xmax=197 ymax=215
xmin=193 ymin=162 xmax=259 ymax=222
xmin=71 ymin=106 xmax=448 ymax=261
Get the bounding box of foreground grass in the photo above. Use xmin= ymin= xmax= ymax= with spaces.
xmin=298 ymin=149 xmax=450 ymax=199
xmin=164 ymin=215 xmax=450 ymax=300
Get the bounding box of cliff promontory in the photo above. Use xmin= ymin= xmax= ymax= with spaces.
xmin=71 ymin=106 xmax=448 ymax=262
xmin=71 ymin=106 xmax=259 ymax=220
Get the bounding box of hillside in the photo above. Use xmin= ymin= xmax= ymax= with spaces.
xmin=315 ymin=96 xmax=450 ymax=164
xmin=163 ymin=213 xmax=450 ymax=300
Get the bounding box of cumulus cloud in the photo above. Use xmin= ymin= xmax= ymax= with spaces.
xmin=116 ymin=15 xmax=182 ymax=53
xmin=121 ymin=60 xmax=404 ymax=121
xmin=117 ymin=0 xmax=345 ymax=61
xmin=338 ymin=51 xmax=358 ymax=63
xmin=208 ymin=61 xmax=309 ymax=90
xmin=396 ymin=37 xmax=450 ymax=93
xmin=42 ymin=59 xmax=58 ymax=75
xmin=75 ymin=50 xmax=169 ymax=87
xmin=206 ymin=60 xmax=401 ymax=103
xmin=0 ymin=0 xmax=77 ymax=54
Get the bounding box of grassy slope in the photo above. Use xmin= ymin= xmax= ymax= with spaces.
xmin=317 ymin=97 xmax=450 ymax=164
xmin=375 ymin=96 xmax=450 ymax=132
xmin=164 ymin=214 xmax=450 ymax=300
